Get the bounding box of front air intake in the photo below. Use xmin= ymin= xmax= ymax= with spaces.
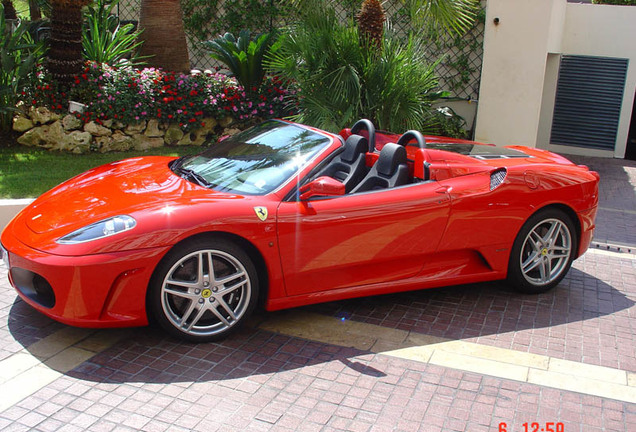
xmin=10 ymin=268 xmax=56 ymax=308
xmin=490 ymin=168 xmax=507 ymax=191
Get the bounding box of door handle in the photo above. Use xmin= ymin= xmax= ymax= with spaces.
xmin=435 ymin=185 xmax=452 ymax=194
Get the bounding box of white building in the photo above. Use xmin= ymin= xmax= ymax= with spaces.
xmin=474 ymin=0 xmax=636 ymax=159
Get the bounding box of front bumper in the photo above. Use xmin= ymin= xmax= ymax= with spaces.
xmin=1 ymin=235 xmax=170 ymax=328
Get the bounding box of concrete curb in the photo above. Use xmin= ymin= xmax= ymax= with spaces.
xmin=0 ymin=199 xmax=34 ymax=231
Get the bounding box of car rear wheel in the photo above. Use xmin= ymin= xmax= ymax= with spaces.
xmin=507 ymin=208 xmax=577 ymax=294
xmin=148 ymin=238 xmax=259 ymax=342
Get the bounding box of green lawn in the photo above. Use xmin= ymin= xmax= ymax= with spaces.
xmin=0 ymin=145 xmax=203 ymax=198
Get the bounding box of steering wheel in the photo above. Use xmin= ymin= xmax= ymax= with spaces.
xmin=350 ymin=119 xmax=376 ymax=153
xmin=396 ymin=130 xmax=427 ymax=149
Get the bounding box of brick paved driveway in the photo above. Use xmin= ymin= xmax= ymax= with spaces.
xmin=0 ymin=156 xmax=635 ymax=432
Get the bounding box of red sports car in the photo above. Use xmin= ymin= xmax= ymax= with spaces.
xmin=1 ymin=119 xmax=599 ymax=342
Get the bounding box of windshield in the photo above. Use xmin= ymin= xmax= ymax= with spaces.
xmin=172 ymin=120 xmax=332 ymax=195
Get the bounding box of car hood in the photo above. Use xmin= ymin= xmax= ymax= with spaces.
xmin=23 ymin=156 xmax=239 ymax=235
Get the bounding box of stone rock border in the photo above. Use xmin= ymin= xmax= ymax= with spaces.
xmin=13 ymin=107 xmax=242 ymax=154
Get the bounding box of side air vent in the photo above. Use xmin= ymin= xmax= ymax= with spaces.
xmin=490 ymin=168 xmax=507 ymax=191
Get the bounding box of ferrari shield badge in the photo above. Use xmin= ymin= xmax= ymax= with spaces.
xmin=254 ymin=206 xmax=268 ymax=221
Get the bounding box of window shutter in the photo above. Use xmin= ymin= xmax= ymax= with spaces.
xmin=550 ymin=55 xmax=628 ymax=151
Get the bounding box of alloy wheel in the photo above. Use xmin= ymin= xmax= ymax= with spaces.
xmin=519 ymin=218 xmax=572 ymax=286
xmin=160 ymin=249 xmax=251 ymax=337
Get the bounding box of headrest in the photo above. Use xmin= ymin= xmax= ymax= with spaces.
xmin=341 ymin=135 xmax=368 ymax=163
xmin=376 ymin=143 xmax=407 ymax=177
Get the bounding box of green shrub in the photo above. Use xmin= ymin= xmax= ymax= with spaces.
xmin=267 ymin=5 xmax=444 ymax=133
xmin=82 ymin=0 xmax=146 ymax=66
xmin=0 ymin=5 xmax=45 ymax=131
xmin=203 ymin=30 xmax=278 ymax=94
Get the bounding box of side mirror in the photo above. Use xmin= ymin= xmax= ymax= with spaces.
xmin=299 ymin=176 xmax=345 ymax=201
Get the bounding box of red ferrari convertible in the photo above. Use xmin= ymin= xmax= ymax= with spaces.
xmin=1 ymin=119 xmax=599 ymax=342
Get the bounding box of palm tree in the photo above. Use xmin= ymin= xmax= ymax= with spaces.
xmin=138 ymin=0 xmax=190 ymax=72
xmin=358 ymin=0 xmax=385 ymax=49
xmin=2 ymin=0 xmax=16 ymax=19
xmin=48 ymin=0 xmax=91 ymax=86
xmin=358 ymin=0 xmax=478 ymax=44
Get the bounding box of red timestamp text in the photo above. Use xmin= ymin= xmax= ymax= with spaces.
xmin=499 ymin=422 xmax=564 ymax=432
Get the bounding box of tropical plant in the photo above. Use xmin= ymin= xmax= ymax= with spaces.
xmin=138 ymin=0 xmax=190 ymax=72
xmin=203 ymin=30 xmax=277 ymax=94
xmin=82 ymin=0 xmax=146 ymax=66
xmin=429 ymin=106 xmax=468 ymax=138
xmin=48 ymin=0 xmax=91 ymax=85
xmin=403 ymin=0 xmax=479 ymax=35
xmin=267 ymin=6 xmax=443 ymax=132
xmin=357 ymin=0 xmax=385 ymax=49
xmin=0 ymin=4 xmax=45 ymax=131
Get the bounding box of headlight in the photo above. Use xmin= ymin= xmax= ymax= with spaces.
xmin=57 ymin=215 xmax=136 ymax=244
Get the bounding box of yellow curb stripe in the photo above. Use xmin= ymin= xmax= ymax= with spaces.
xmin=598 ymin=207 xmax=636 ymax=215
xmin=0 ymin=366 xmax=61 ymax=412
xmin=259 ymin=311 xmax=636 ymax=404
xmin=27 ymin=327 xmax=96 ymax=359
xmin=528 ymin=369 xmax=636 ymax=403
xmin=429 ymin=349 xmax=529 ymax=382
xmin=587 ymin=248 xmax=636 ymax=260
xmin=0 ymin=353 xmax=41 ymax=384
xmin=548 ymin=357 xmax=627 ymax=385
xmin=0 ymin=328 xmax=132 ymax=413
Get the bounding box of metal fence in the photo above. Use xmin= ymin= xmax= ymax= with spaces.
xmin=115 ymin=0 xmax=485 ymax=100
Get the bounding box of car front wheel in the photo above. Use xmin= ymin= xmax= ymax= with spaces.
xmin=507 ymin=208 xmax=577 ymax=294
xmin=148 ymin=238 xmax=259 ymax=342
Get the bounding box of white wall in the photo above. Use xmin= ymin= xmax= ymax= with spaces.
xmin=475 ymin=0 xmax=636 ymax=158
xmin=474 ymin=0 xmax=563 ymax=148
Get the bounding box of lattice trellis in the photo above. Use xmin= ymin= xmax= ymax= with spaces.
xmin=115 ymin=0 xmax=484 ymax=100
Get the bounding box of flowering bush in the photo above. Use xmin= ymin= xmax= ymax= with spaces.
xmin=25 ymin=62 xmax=297 ymax=131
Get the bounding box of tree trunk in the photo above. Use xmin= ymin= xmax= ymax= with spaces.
xmin=2 ymin=0 xmax=17 ymax=19
xmin=29 ymin=0 xmax=41 ymax=21
xmin=47 ymin=2 xmax=87 ymax=86
xmin=139 ymin=0 xmax=191 ymax=73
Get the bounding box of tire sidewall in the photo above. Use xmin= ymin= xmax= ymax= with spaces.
xmin=147 ymin=237 xmax=259 ymax=342
xmin=507 ymin=208 xmax=578 ymax=294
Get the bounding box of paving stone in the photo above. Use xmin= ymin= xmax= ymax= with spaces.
xmin=1 ymin=154 xmax=635 ymax=430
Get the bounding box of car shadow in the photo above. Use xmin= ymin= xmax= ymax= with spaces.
xmin=6 ymin=262 xmax=634 ymax=385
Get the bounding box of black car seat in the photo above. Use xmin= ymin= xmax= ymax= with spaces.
xmin=350 ymin=143 xmax=409 ymax=193
xmin=317 ymin=134 xmax=369 ymax=193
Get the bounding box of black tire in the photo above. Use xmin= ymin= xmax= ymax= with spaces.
xmin=148 ymin=237 xmax=259 ymax=342
xmin=507 ymin=208 xmax=578 ymax=294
